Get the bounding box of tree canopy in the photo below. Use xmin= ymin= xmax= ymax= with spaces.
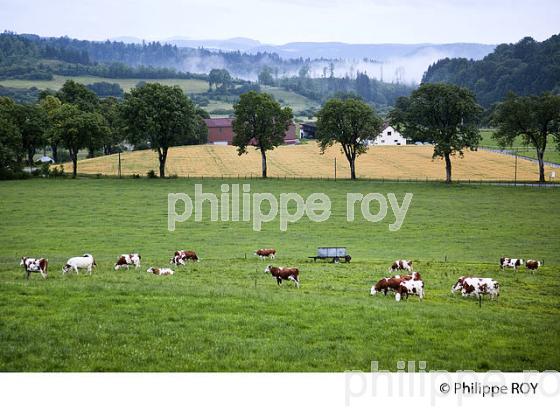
xmin=492 ymin=92 xmax=560 ymax=182
xmin=232 ymin=91 xmax=293 ymax=178
xmin=389 ymin=83 xmax=482 ymax=183
xmin=121 ymin=83 xmax=199 ymax=177
xmin=316 ymin=97 xmax=383 ymax=179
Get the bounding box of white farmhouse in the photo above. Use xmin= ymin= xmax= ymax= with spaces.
xmin=371 ymin=125 xmax=406 ymax=146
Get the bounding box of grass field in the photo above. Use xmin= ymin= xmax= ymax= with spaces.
xmin=480 ymin=130 xmax=560 ymax=164
xmin=0 ymin=178 xmax=559 ymax=371
xmin=0 ymin=75 xmax=210 ymax=94
xmin=65 ymin=143 xmax=556 ymax=181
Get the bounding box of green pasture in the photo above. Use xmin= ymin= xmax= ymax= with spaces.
xmin=0 ymin=178 xmax=559 ymax=371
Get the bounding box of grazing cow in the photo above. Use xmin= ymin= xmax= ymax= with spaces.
xmin=500 ymin=257 xmax=524 ymax=271
xmin=62 ymin=254 xmax=96 ymax=274
xmin=451 ymin=276 xmax=500 ymax=301
xmin=170 ymin=250 xmax=199 ymax=265
xmin=395 ymin=279 xmax=424 ymax=301
xmin=389 ymin=260 xmax=413 ymax=272
xmin=114 ymin=253 xmax=141 ymax=270
xmin=370 ymin=272 xmax=421 ymax=296
xmin=147 ymin=267 xmax=174 ymax=276
xmin=255 ymin=248 xmax=276 ymax=259
xmin=264 ymin=265 xmax=300 ymax=288
xmin=525 ymin=260 xmax=542 ymax=271
xmin=20 ymin=257 xmax=48 ymax=279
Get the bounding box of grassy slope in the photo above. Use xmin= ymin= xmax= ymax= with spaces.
xmin=480 ymin=130 xmax=560 ymax=164
xmin=0 ymin=178 xmax=559 ymax=371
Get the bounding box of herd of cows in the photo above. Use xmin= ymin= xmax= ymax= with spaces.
xmin=18 ymin=249 xmax=543 ymax=304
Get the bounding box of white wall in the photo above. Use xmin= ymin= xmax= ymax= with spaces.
xmin=372 ymin=126 xmax=406 ymax=145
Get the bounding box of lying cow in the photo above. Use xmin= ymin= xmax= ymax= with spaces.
xmin=525 ymin=260 xmax=542 ymax=271
xmin=264 ymin=265 xmax=300 ymax=288
xmin=370 ymin=272 xmax=421 ymax=296
xmin=500 ymin=257 xmax=524 ymax=271
xmin=390 ymin=260 xmax=413 ymax=272
xmin=147 ymin=267 xmax=174 ymax=276
xmin=63 ymin=254 xmax=96 ymax=274
xmin=114 ymin=253 xmax=141 ymax=270
xmin=451 ymin=276 xmax=499 ymax=300
xmin=255 ymin=248 xmax=276 ymax=259
xmin=395 ymin=279 xmax=424 ymax=301
xmin=170 ymin=250 xmax=199 ymax=265
xmin=20 ymin=256 xmax=48 ymax=279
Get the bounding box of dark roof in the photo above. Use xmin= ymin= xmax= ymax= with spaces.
xmin=204 ymin=118 xmax=233 ymax=127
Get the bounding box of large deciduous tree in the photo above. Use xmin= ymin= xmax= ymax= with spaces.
xmin=0 ymin=97 xmax=23 ymax=178
xmin=39 ymin=95 xmax=62 ymax=162
xmin=13 ymin=104 xmax=48 ymax=166
xmin=491 ymin=92 xmax=560 ymax=183
xmin=316 ymin=97 xmax=383 ymax=180
xmin=389 ymin=83 xmax=482 ymax=183
xmin=50 ymin=104 xmax=108 ymax=178
xmin=232 ymin=91 xmax=293 ymax=178
xmin=121 ymin=83 xmax=198 ymax=177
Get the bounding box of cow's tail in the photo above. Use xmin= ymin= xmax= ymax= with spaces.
xmin=44 ymin=259 xmax=48 ymax=275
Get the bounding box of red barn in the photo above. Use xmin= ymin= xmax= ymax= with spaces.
xmin=204 ymin=118 xmax=297 ymax=145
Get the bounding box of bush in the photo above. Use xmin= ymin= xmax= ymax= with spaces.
xmin=50 ymin=165 xmax=66 ymax=178
xmin=131 ymin=173 xmax=140 ymax=179
xmin=147 ymin=170 xmax=157 ymax=178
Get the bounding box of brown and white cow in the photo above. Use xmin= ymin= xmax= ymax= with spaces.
xmin=525 ymin=260 xmax=542 ymax=271
xmin=170 ymin=250 xmax=199 ymax=265
xmin=264 ymin=265 xmax=300 ymax=288
xmin=389 ymin=260 xmax=413 ymax=272
xmin=147 ymin=267 xmax=174 ymax=276
xmin=255 ymin=248 xmax=276 ymax=259
xmin=500 ymin=257 xmax=524 ymax=271
xmin=395 ymin=279 xmax=424 ymax=301
xmin=451 ymin=276 xmax=499 ymax=300
xmin=371 ymin=272 xmax=421 ymax=296
xmin=114 ymin=253 xmax=141 ymax=270
xmin=20 ymin=257 xmax=48 ymax=279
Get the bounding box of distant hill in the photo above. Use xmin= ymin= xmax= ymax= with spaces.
xmin=422 ymin=34 xmax=560 ymax=107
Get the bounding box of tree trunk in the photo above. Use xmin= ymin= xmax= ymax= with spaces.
xmin=350 ymin=157 xmax=356 ymax=180
xmin=27 ymin=147 xmax=35 ymax=167
xmin=444 ymin=152 xmax=452 ymax=183
xmin=537 ymin=149 xmax=545 ymax=183
xmin=51 ymin=144 xmax=58 ymax=163
xmin=261 ymin=149 xmax=268 ymax=178
xmin=158 ymin=147 xmax=168 ymax=178
xmin=71 ymin=150 xmax=78 ymax=178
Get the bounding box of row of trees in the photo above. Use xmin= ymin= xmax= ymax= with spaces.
xmin=0 ymin=80 xmax=209 ymax=179
xmin=233 ymin=84 xmax=560 ymax=183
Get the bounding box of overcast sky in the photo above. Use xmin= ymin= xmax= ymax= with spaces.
xmin=1 ymin=0 xmax=559 ymax=44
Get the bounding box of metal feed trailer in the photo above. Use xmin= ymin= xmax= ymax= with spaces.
xmin=308 ymin=247 xmax=351 ymax=263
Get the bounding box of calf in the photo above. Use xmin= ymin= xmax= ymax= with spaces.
xmin=20 ymin=257 xmax=48 ymax=279
xmin=264 ymin=265 xmax=300 ymax=288
xmin=451 ymin=276 xmax=500 ymax=300
xmin=62 ymin=254 xmax=96 ymax=274
xmin=389 ymin=260 xmax=413 ymax=272
xmin=525 ymin=260 xmax=542 ymax=271
xmin=255 ymin=248 xmax=276 ymax=259
xmin=395 ymin=279 xmax=424 ymax=301
xmin=114 ymin=253 xmax=141 ymax=270
xmin=370 ymin=272 xmax=421 ymax=296
xmin=147 ymin=267 xmax=174 ymax=276
xmin=170 ymin=250 xmax=199 ymax=265
xmin=500 ymin=257 xmax=524 ymax=271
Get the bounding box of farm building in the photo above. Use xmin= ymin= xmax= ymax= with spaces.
xmin=300 ymin=122 xmax=317 ymax=139
xmin=371 ymin=124 xmax=407 ymax=146
xmin=204 ymin=118 xmax=298 ymax=145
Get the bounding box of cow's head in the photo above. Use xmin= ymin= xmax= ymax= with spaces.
xmin=370 ymin=285 xmax=378 ymax=296
xmin=451 ymin=276 xmax=466 ymax=293
xmin=20 ymin=257 xmax=28 ymax=266
xmin=62 ymin=264 xmax=71 ymax=273
xmin=264 ymin=265 xmax=272 ymax=274
xmin=146 ymin=267 xmax=155 ymax=274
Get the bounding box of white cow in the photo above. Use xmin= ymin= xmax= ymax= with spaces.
xmin=395 ymin=279 xmax=424 ymax=301
xmin=63 ymin=254 xmax=96 ymax=274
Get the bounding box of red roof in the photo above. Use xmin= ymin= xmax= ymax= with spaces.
xmin=204 ymin=118 xmax=233 ymax=128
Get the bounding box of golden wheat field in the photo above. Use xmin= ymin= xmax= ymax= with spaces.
xmin=67 ymin=142 xmax=555 ymax=181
